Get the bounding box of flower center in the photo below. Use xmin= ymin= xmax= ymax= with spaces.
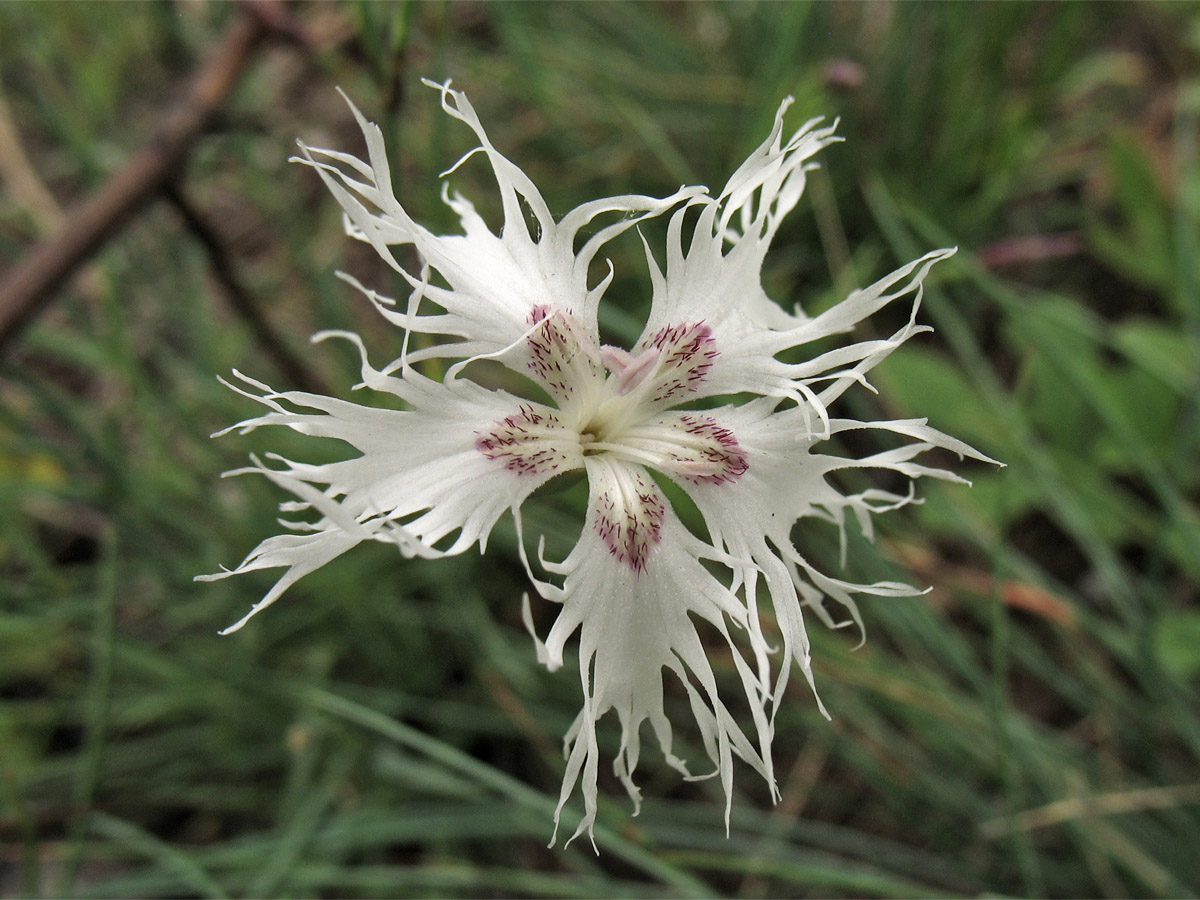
xmin=475 ymin=306 xmax=749 ymax=571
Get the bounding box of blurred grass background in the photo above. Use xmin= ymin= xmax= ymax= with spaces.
xmin=2 ymin=1 xmax=1199 ymax=897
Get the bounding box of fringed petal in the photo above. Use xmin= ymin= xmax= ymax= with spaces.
xmin=294 ymin=81 xmax=698 ymax=383
xmin=525 ymin=466 xmax=774 ymax=849
xmin=669 ymin=396 xmax=997 ymax=720
xmin=200 ymin=350 xmax=582 ymax=631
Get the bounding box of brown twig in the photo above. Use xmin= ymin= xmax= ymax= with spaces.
xmin=977 ymin=231 xmax=1084 ymax=270
xmin=0 ymin=79 xmax=107 ymax=307
xmin=891 ymin=539 xmax=1079 ymax=627
xmin=164 ymin=185 xmax=328 ymax=396
xmin=0 ymin=10 xmax=268 ymax=352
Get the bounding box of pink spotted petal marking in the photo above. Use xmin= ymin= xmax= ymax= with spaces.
xmin=636 ymin=322 xmax=719 ymax=403
xmin=474 ymin=404 xmax=572 ymax=476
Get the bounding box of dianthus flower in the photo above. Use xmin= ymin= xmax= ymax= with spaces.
xmin=201 ymin=80 xmax=995 ymax=847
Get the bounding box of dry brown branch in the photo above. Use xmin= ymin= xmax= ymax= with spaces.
xmin=0 ymin=80 xmax=108 ymax=307
xmin=0 ymin=9 xmax=269 ymax=352
xmin=891 ymin=539 xmax=1079 ymax=627
xmin=977 ymin=231 xmax=1085 ymax=270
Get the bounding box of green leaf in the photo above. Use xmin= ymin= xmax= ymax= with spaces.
xmin=1155 ymin=611 xmax=1200 ymax=679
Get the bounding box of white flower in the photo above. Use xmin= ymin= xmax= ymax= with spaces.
xmin=200 ymin=80 xmax=997 ymax=848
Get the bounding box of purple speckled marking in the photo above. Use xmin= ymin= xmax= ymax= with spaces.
xmin=474 ymin=404 xmax=566 ymax=476
xmin=524 ymin=305 xmax=600 ymax=401
xmin=669 ymin=414 xmax=749 ymax=485
xmin=638 ymin=322 xmax=718 ymax=403
xmin=594 ymin=470 xmax=664 ymax=574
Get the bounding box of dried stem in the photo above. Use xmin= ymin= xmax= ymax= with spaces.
xmin=0 ymin=10 xmax=267 ymax=351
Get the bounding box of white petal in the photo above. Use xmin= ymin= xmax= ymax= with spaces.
xmin=205 ymin=343 xmax=581 ymax=630
xmin=718 ymin=100 xmax=839 ymax=245
xmin=666 ymin=398 xmax=997 ymax=718
xmin=525 ymin=462 xmax=775 ymax=848
xmin=197 ymin=527 xmax=363 ymax=635
xmin=633 ymin=105 xmax=837 ymax=391
xmin=633 ymin=95 xmax=952 ymax=405
xmin=296 ymin=83 xmax=698 ymax=373
xmin=644 ymin=102 xmax=841 ymax=335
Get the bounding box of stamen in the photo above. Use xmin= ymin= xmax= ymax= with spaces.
xmin=600 ymin=344 xmax=662 ymax=395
